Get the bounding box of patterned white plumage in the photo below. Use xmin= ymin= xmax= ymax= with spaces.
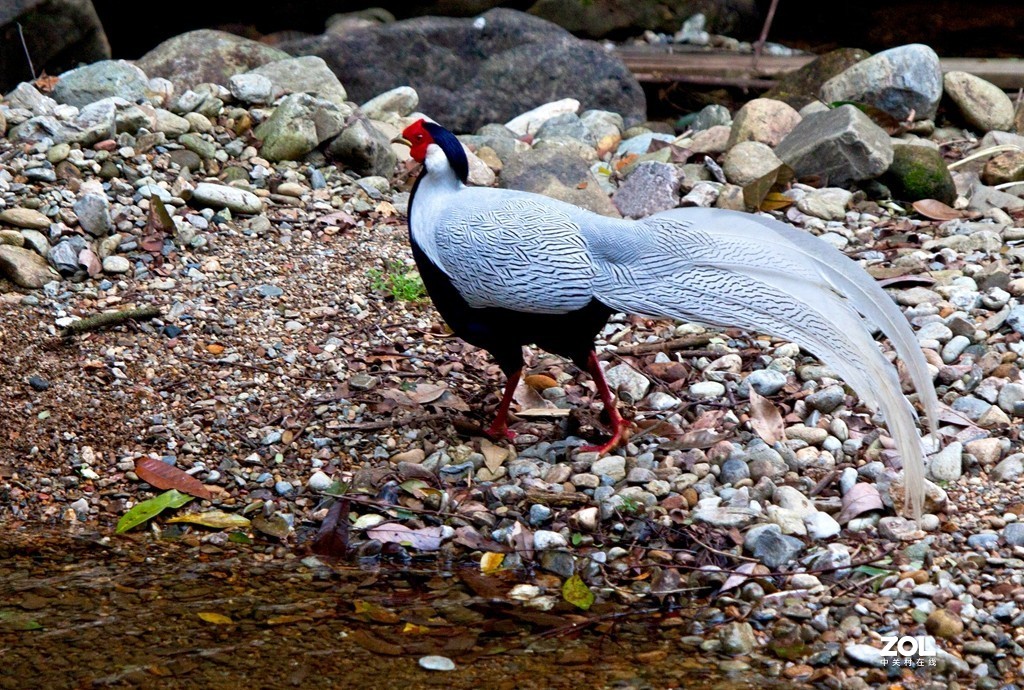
xmin=411 ymin=140 xmax=938 ymax=518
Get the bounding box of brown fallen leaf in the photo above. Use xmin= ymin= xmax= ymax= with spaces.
xmin=480 ymin=439 xmax=509 ymax=473
xmin=408 ymin=383 xmax=447 ymax=404
xmin=352 ymin=600 xmax=400 ymax=624
xmin=78 ymin=248 xmax=101 ymax=277
xmin=509 ymin=521 xmax=533 ymax=561
xmin=453 ymin=525 xmax=506 ymax=552
xmin=719 ymin=561 xmax=772 ymax=593
xmin=514 ymin=408 xmax=571 ymax=417
xmin=134 ymin=456 xmax=213 ymax=500
xmin=512 ymin=380 xmax=555 ymax=410
xmin=747 ymin=387 xmax=786 ymax=445
xmin=166 ymin=510 xmax=250 ymax=529
xmin=836 ymin=483 xmax=884 ymax=524
xmin=911 ymin=199 xmax=964 ymax=221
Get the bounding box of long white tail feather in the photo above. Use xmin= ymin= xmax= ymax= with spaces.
xmin=736 ymin=211 xmax=940 ymax=436
xmin=590 ymin=207 xmax=931 ymax=518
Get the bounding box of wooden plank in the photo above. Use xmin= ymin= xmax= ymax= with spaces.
xmin=610 ymin=46 xmax=1024 ymax=90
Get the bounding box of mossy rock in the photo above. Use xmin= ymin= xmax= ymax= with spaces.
xmin=881 ymin=145 xmax=956 ymax=204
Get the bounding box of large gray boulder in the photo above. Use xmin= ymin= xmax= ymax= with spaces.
xmin=282 ymin=8 xmax=646 ymax=133
xmin=819 ymin=44 xmax=943 ymax=122
xmin=499 ymin=147 xmax=620 ymax=217
xmin=136 ymin=29 xmax=291 ymax=93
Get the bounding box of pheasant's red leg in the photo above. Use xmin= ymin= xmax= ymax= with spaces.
xmin=580 ymin=351 xmax=630 ymax=454
xmin=486 ymin=368 xmax=522 ymax=441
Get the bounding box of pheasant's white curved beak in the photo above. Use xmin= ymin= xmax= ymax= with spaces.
xmin=391 ymin=135 xmax=412 ymax=147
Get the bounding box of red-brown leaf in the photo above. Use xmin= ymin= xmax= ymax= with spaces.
xmin=134 ymin=457 xmax=213 ymax=499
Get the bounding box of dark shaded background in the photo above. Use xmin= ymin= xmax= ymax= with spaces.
xmin=91 ymin=0 xmax=1024 ymax=61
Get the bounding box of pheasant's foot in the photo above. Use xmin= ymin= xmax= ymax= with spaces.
xmin=485 ymin=420 xmax=517 ymax=442
xmin=579 ymin=417 xmax=631 ymax=455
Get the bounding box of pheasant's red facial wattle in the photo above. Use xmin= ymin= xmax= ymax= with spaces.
xmin=402 ymin=119 xmax=434 ymax=163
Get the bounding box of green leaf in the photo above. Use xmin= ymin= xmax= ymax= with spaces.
xmin=853 ymin=565 xmax=889 ymax=577
xmin=562 ymin=575 xmax=595 ymax=611
xmin=116 ymin=489 xmax=193 ymax=534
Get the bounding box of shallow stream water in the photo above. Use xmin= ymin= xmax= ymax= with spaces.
xmin=0 ymin=531 xmax=788 ymax=690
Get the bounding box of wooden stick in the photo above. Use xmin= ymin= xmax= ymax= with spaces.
xmin=60 ymin=305 xmax=161 ymax=338
xmin=332 ymin=412 xmax=446 ymax=432
xmin=600 ymin=333 xmax=713 ymax=358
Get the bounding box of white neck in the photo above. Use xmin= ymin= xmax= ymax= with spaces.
xmin=422 ymin=144 xmax=463 ymax=188
xmin=410 ymin=143 xmax=464 ymax=268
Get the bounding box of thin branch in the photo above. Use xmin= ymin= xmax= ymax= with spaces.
xmin=331 ymin=411 xmax=447 ymax=432
xmin=16 ymin=23 xmax=35 ymax=80
xmin=752 ymin=0 xmax=780 ymax=69
xmin=59 ymin=305 xmax=161 ymax=338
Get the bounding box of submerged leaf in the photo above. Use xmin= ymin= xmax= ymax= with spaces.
xmin=197 ymin=612 xmax=233 ymax=625
xmin=366 ymin=523 xmax=443 ymax=551
xmin=0 ymin=610 xmax=43 ymax=631
xmin=116 ymin=490 xmax=193 ymax=533
xmin=353 ymin=600 xmax=401 ymax=624
xmin=312 ymin=499 xmax=350 ymax=559
xmin=167 ymin=510 xmax=251 ymax=529
xmin=252 ymin=513 xmax=292 ymax=539
xmin=562 ymin=575 xmax=595 ymax=610
xmin=480 ymin=552 xmax=504 ymax=573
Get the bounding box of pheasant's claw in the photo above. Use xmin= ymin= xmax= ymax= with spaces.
xmin=485 ymin=421 xmax=517 ymax=442
xmin=579 ymin=417 xmax=632 ymax=455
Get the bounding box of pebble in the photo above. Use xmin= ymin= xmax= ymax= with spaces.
xmin=101 ymin=255 xmax=131 ymax=274
xmin=929 ymin=441 xmax=963 ymax=481
xmin=1003 ymin=522 xmax=1024 ymax=547
xmin=689 ymin=381 xmax=724 ymax=398
xmin=967 ymin=532 xmax=1000 ymax=550
xmin=0 ymin=207 xmax=51 ymax=229
xmin=804 ymin=511 xmax=841 ymax=539
xmin=992 ymin=454 xmax=1024 ymax=481
xmin=418 ymin=655 xmax=455 ymax=672
xmin=533 ymin=530 xmax=568 ymax=550
xmin=718 ymin=622 xmax=756 ymax=655
xmin=925 ymin=608 xmax=965 ymax=638
xmin=307 ymin=471 xmax=333 ymax=491
xmin=741 ymin=368 xmax=786 ymax=395
xmin=845 ymin=643 xmax=885 ymax=668
xmin=591 ymin=456 xmax=626 ymax=482
xmin=190 ymin=182 xmax=263 ymax=214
